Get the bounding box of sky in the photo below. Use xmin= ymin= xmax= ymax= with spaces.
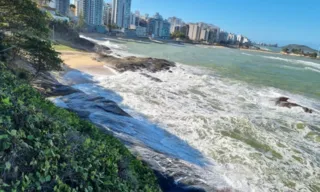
xmin=99 ymin=0 xmax=320 ymax=49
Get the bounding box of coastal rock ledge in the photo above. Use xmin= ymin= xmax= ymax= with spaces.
xmin=99 ymin=55 xmax=176 ymax=73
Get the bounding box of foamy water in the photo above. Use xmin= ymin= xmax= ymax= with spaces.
xmin=54 ymin=37 xmax=320 ymax=191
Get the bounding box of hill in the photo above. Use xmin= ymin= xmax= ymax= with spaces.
xmin=282 ymin=44 xmax=317 ymax=53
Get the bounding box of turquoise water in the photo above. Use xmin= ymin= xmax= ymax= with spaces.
xmin=124 ymin=42 xmax=320 ymax=100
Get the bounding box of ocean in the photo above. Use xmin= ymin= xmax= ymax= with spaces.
xmin=56 ymin=36 xmax=320 ymax=191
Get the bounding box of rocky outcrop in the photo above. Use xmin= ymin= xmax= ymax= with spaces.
xmin=99 ymin=55 xmax=175 ymax=73
xmin=276 ymin=97 xmax=313 ymax=113
xmin=33 ymin=72 xmax=79 ymax=97
xmin=59 ymin=93 xmax=131 ymax=118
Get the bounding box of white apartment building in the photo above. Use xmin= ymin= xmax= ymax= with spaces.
xmin=112 ymin=0 xmax=132 ymax=29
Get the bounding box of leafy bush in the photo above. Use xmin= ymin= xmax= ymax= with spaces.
xmin=0 ymin=65 xmax=160 ymax=191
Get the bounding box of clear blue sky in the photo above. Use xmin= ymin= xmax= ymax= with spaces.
xmin=103 ymin=0 xmax=319 ymax=48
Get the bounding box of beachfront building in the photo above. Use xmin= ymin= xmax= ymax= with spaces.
xmin=112 ymin=0 xmax=132 ymax=29
xmin=56 ymin=0 xmax=70 ymax=16
xmin=227 ymin=33 xmax=237 ymax=44
xmin=180 ymin=25 xmax=189 ymax=36
xmin=147 ymin=13 xmax=171 ymax=38
xmin=77 ymin=0 xmax=104 ymax=25
xmin=208 ymin=27 xmax=220 ymax=43
xmin=168 ymin=16 xmax=183 ymax=33
xmin=136 ymin=26 xmax=147 ymax=37
xmin=200 ymin=28 xmax=210 ymax=42
xmin=188 ymin=23 xmax=201 ymax=41
xmin=219 ymin=31 xmax=228 ymax=43
xmin=129 ymin=12 xmax=136 ymax=28
xmin=103 ymin=3 xmax=112 ymax=26
xmin=237 ymin=34 xmax=244 ymax=43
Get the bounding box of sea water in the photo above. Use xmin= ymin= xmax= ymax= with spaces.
xmin=59 ymin=36 xmax=320 ymax=191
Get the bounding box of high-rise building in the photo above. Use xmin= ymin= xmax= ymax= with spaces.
xmin=147 ymin=13 xmax=170 ymax=38
xmin=188 ymin=24 xmax=201 ymax=41
xmin=112 ymin=0 xmax=132 ymax=29
xmin=103 ymin=3 xmax=112 ymax=26
xmin=168 ymin=16 xmax=183 ymax=33
xmin=56 ymin=0 xmax=70 ymax=15
xmin=77 ymin=0 xmax=104 ymax=25
xmin=200 ymin=29 xmax=210 ymax=42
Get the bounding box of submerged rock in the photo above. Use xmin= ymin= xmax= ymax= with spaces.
xmin=140 ymin=73 xmax=162 ymax=82
xmin=275 ymin=97 xmax=313 ymax=114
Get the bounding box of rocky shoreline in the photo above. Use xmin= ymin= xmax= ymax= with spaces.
xmin=35 ymin=35 xmax=315 ymax=192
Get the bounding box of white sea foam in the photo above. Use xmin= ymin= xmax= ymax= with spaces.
xmin=59 ymin=35 xmax=320 ymax=190
xmin=262 ymin=55 xmax=320 ymax=69
xmin=84 ymin=64 xmax=320 ymax=191
xmin=305 ymin=67 xmax=320 ymax=73
xmin=241 ymin=52 xmax=253 ymax=56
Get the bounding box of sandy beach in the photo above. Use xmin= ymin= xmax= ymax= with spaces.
xmin=58 ymin=50 xmax=115 ymax=76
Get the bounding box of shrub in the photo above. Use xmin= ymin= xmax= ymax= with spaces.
xmin=0 ymin=65 xmax=160 ymax=191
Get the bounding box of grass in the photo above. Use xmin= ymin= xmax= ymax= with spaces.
xmin=53 ymin=44 xmax=80 ymax=52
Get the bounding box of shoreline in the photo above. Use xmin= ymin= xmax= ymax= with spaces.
xmin=58 ymin=50 xmax=115 ymax=76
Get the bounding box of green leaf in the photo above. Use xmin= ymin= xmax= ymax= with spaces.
xmin=45 ymin=175 xmax=51 ymax=182
xmin=27 ymin=135 xmax=34 ymax=140
xmin=0 ymin=134 xmax=8 ymax=140
xmin=10 ymin=129 xmax=17 ymax=136
xmin=5 ymin=162 xmax=11 ymax=170
xmin=1 ymin=97 xmax=11 ymax=106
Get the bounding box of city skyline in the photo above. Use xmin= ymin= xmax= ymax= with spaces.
xmin=127 ymin=0 xmax=320 ymax=49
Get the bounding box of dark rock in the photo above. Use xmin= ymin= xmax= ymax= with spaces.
xmin=275 ymin=97 xmax=313 ymax=114
xmin=140 ymin=73 xmax=162 ymax=82
xmin=95 ymin=102 xmax=131 ymax=117
xmin=71 ymin=110 xmax=91 ymax=118
xmin=98 ymin=54 xmax=175 ymax=73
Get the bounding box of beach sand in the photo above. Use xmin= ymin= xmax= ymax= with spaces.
xmin=58 ymin=51 xmax=115 ymax=76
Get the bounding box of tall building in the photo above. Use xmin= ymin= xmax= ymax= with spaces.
xmin=147 ymin=13 xmax=170 ymax=38
xmin=188 ymin=24 xmax=201 ymax=41
xmin=221 ymin=32 xmax=229 ymax=43
xmin=129 ymin=12 xmax=136 ymax=26
xmin=77 ymin=0 xmax=104 ymax=25
xmin=56 ymin=0 xmax=70 ymax=15
xmin=208 ymin=27 xmax=220 ymax=43
xmin=112 ymin=0 xmax=132 ymax=29
xmin=103 ymin=3 xmax=112 ymax=26
xmin=168 ymin=16 xmax=183 ymax=33
xmin=200 ymin=29 xmax=210 ymax=42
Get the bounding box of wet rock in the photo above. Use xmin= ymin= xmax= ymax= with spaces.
xmin=71 ymin=110 xmax=91 ymax=118
xmin=99 ymin=54 xmax=175 ymax=73
xmin=140 ymin=73 xmax=162 ymax=82
xmin=33 ymin=72 xmax=79 ymax=97
xmin=275 ymin=97 xmax=313 ymax=114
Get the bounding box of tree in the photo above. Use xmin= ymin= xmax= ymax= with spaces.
xmin=76 ymin=11 xmax=86 ymax=30
xmin=0 ymin=0 xmax=62 ymax=73
xmin=70 ymin=4 xmax=76 ymax=9
xmin=20 ymin=35 xmax=62 ymax=75
xmin=282 ymin=47 xmax=289 ymax=53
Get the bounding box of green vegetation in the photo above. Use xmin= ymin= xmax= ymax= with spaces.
xmin=221 ymin=130 xmax=283 ymax=160
xmin=282 ymin=44 xmax=318 ymax=58
xmin=70 ymin=4 xmax=76 ymax=9
xmin=53 ymin=44 xmax=80 ymax=52
xmin=0 ymin=0 xmax=161 ymax=191
xmin=0 ymin=0 xmax=62 ymax=74
xmin=0 ymin=66 xmax=160 ymax=191
xmin=171 ymin=31 xmax=186 ymax=39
